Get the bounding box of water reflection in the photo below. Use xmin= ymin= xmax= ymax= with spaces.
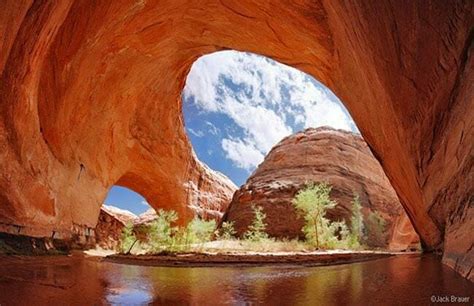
xmin=0 ymin=254 xmax=472 ymax=305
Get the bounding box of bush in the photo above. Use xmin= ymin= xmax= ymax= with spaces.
xmin=146 ymin=210 xmax=217 ymax=253
xmin=292 ymin=183 xmax=371 ymax=250
xmin=348 ymin=194 xmax=364 ymax=249
xmin=220 ymin=221 xmax=237 ymax=240
xmin=148 ymin=209 xmax=178 ymax=252
xmin=326 ymin=220 xmax=351 ymax=249
xmin=244 ymin=205 xmax=269 ymax=242
xmin=186 ymin=218 xmax=216 ymax=244
xmin=120 ymin=222 xmax=137 ymax=254
xmin=292 ymin=182 xmax=342 ymax=249
xmin=366 ymin=211 xmax=386 ymax=245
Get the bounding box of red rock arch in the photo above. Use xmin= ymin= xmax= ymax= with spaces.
xmin=0 ymin=1 xmax=472 ymax=278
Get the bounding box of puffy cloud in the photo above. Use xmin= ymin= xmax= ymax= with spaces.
xmin=221 ymin=138 xmax=265 ymax=171
xmin=184 ymin=51 xmax=357 ymax=172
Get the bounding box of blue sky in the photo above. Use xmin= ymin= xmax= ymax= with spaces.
xmin=105 ymin=51 xmax=357 ymax=215
xmin=104 ymin=186 xmax=149 ymax=215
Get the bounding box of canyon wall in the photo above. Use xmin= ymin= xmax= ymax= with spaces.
xmin=223 ymin=127 xmax=419 ymax=250
xmin=0 ymin=1 xmax=472 ymax=279
xmin=95 ymin=205 xmax=137 ymax=250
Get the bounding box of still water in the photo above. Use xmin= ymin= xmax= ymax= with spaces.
xmin=0 ymin=254 xmax=472 ymax=305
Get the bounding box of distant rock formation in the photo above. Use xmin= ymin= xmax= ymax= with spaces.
xmin=95 ymin=205 xmax=137 ymax=250
xmin=94 ymin=206 xmax=156 ymax=250
xmin=187 ymin=155 xmax=238 ymax=220
xmin=222 ymin=127 xmax=419 ymax=250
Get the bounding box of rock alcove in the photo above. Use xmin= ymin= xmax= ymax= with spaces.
xmin=0 ymin=1 xmax=472 ymax=280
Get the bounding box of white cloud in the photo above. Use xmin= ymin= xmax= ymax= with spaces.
xmin=219 ymin=93 xmax=292 ymax=153
xmin=183 ymin=50 xmax=357 ymax=172
xmin=205 ymin=121 xmax=220 ymax=135
xmin=222 ymin=138 xmax=265 ymax=171
xmin=140 ymin=200 xmax=150 ymax=207
xmin=188 ymin=128 xmax=204 ymax=137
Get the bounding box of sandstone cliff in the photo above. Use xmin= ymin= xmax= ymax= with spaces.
xmin=0 ymin=1 xmax=471 ymax=279
xmin=223 ymin=127 xmax=419 ymax=250
xmin=94 ymin=205 xmax=137 ymax=250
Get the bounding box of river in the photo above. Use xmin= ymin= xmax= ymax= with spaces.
xmin=0 ymin=254 xmax=472 ymax=305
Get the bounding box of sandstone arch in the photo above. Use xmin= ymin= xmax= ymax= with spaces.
xmin=0 ymin=1 xmax=472 ymax=278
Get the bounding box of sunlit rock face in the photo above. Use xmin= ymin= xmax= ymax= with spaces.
xmin=186 ymin=156 xmax=238 ymax=220
xmin=0 ymin=1 xmax=471 ymax=278
xmin=95 ymin=205 xmax=137 ymax=250
xmin=132 ymin=208 xmax=159 ymax=243
xmin=222 ymin=127 xmax=420 ymax=250
xmin=94 ymin=207 xmax=157 ymax=246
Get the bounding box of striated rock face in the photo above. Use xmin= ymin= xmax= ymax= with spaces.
xmin=94 ymin=205 xmax=137 ymax=250
xmin=0 ymin=1 xmax=472 ymax=278
xmin=186 ymin=155 xmax=238 ymax=221
xmin=223 ymin=127 xmax=419 ymax=249
xmin=389 ymin=214 xmax=421 ymax=252
xmin=135 ymin=208 xmax=159 ymax=227
xmin=133 ymin=208 xmax=158 ymax=243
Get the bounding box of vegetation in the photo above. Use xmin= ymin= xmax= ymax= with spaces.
xmin=118 ymin=184 xmax=389 ymax=255
xmin=148 ymin=209 xmax=178 ymax=252
xmin=120 ymin=222 xmax=137 ymax=254
xmin=243 ymin=205 xmax=269 ymax=242
xmin=366 ymin=211 xmax=386 ymax=245
xmin=145 ymin=210 xmax=217 ymax=252
xmin=348 ymin=194 xmax=364 ymax=249
xmin=292 ymin=183 xmax=369 ymax=250
xmin=219 ymin=221 xmax=236 ymax=240
xmin=185 ymin=217 xmax=216 ymax=250
xmin=292 ymin=182 xmax=341 ymax=249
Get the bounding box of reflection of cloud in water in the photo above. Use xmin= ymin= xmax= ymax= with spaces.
xmin=105 ymin=265 xmax=154 ymax=305
xmin=106 ymin=287 xmax=153 ymax=305
xmin=234 ymin=267 xmax=311 ymax=281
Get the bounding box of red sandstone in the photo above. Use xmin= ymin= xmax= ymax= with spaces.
xmin=223 ymin=127 xmax=420 ymax=250
xmin=0 ymin=1 xmax=471 ymax=280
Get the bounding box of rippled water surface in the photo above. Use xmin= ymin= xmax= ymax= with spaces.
xmin=0 ymin=254 xmax=472 ymax=305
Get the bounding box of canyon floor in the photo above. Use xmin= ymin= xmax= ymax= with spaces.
xmin=105 ymin=250 xmax=406 ymax=268
xmin=86 ymin=239 xmax=419 ymax=268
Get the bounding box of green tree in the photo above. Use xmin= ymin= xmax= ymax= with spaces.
xmin=292 ymin=182 xmax=342 ymax=249
xmin=244 ymin=205 xmax=269 ymax=242
xmin=148 ymin=209 xmax=178 ymax=252
xmin=220 ymin=221 xmax=237 ymax=240
xmin=120 ymin=222 xmax=137 ymax=254
xmin=366 ymin=211 xmax=386 ymax=245
xmin=349 ymin=194 xmax=364 ymax=248
xmin=186 ymin=217 xmax=216 ymax=244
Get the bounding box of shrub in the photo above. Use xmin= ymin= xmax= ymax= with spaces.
xmin=325 ymin=220 xmax=351 ymax=249
xmin=120 ymin=222 xmax=137 ymax=254
xmin=348 ymin=194 xmax=364 ymax=249
xmin=366 ymin=211 xmax=386 ymax=245
xmin=146 ymin=210 xmax=217 ymax=253
xmin=170 ymin=227 xmax=189 ymax=252
xmin=186 ymin=218 xmax=216 ymax=244
xmin=292 ymin=182 xmax=341 ymax=249
xmin=244 ymin=205 xmax=269 ymax=242
xmin=220 ymin=221 xmax=237 ymax=240
xmin=148 ymin=209 xmax=178 ymax=252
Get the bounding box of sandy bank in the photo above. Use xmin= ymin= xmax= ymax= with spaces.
xmin=104 ymin=250 xmax=419 ymax=267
